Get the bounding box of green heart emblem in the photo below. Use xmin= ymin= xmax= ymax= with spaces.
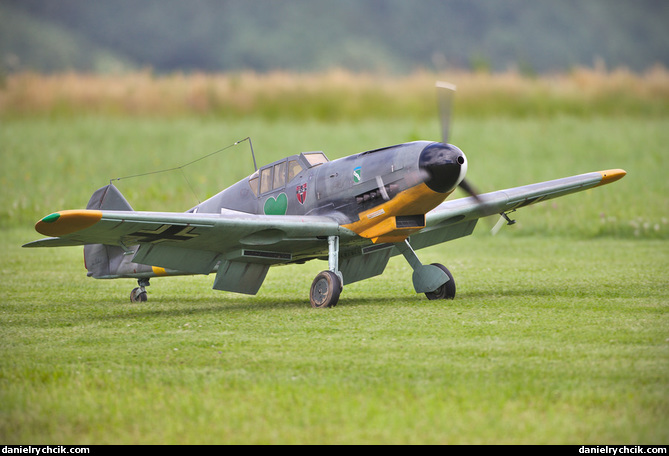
xmin=263 ymin=193 xmax=288 ymax=215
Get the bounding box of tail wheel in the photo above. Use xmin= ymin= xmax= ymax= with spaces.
xmin=130 ymin=287 xmax=148 ymax=303
xmin=310 ymin=271 xmax=341 ymax=308
xmin=424 ymin=263 xmax=456 ymax=300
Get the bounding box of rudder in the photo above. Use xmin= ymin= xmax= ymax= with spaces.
xmin=83 ymin=184 xmax=133 ymax=278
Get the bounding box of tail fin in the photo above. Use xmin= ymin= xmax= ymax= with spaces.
xmin=84 ymin=184 xmax=133 ymax=278
xmin=86 ymin=184 xmax=133 ymax=211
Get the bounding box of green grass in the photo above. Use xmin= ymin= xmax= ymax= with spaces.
xmin=2 ymin=230 xmax=667 ymax=444
xmin=2 ymin=115 xmax=667 ymax=238
xmin=1 ymin=114 xmax=668 ymax=443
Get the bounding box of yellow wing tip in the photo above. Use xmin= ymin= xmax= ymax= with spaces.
xmin=596 ymin=169 xmax=626 ymax=187
xmin=35 ymin=210 xmax=102 ymax=237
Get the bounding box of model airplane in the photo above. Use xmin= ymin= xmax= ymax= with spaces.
xmin=23 ymin=83 xmax=626 ymax=307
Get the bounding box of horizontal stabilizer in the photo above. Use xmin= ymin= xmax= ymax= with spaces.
xmin=22 ymin=237 xmax=86 ymax=248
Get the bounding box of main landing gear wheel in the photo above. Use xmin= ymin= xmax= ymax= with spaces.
xmin=310 ymin=271 xmax=342 ymax=308
xmin=424 ymin=263 xmax=456 ymax=300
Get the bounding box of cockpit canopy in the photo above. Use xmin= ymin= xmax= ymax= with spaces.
xmin=248 ymin=152 xmax=329 ymax=196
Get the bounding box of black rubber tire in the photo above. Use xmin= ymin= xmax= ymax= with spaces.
xmin=310 ymin=271 xmax=341 ymax=308
xmin=424 ymin=263 xmax=456 ymax=300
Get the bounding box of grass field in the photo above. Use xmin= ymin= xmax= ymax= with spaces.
xmin=2 ymin=232 xmax=667 ymax=444
xmin=1 ymin=71 xmax=668 ymax=444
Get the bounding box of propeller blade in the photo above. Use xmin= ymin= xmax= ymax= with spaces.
xmin=459 ymin=177 xmax=493 ymax=220
xmin=375 ymin=175 xmax=390 ymax=201
xmin=458 ymin=178 xmax=482 ymax=203
xmin=436 ymin=81 xmax=457 ymax=144
xmin=435 ymin=81 xmax=502 ymax=235
xmin=491 ymin=215 xmax=507 ymax=236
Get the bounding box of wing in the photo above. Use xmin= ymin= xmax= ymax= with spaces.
xmin=410 ymin=169 xmax=626 ymax=250
xmin=24 ymin=209 xmax=350 ymax=259
xmin=23 ymin=208 xmax=354 ymax=293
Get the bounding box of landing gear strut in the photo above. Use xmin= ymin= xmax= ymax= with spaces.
xmin=130 ymin=278 xmax=150 ymax=303
xmin=310 ymin=236 xmax=343 ymax=308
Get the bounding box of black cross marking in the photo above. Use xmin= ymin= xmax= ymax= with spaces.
xmin=129 ymin=225 xmax=199 ymax=244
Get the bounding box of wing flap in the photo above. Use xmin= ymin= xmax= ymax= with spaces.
xmin=339 ymin=246 xmax=392 ymax=285
xmin=132 ymin=243 xmax=220 ymax=274
xmin=407 ymin=219 xmax=478 ymax=252
xmin=213 ymin=261 xmax=270 ymax=295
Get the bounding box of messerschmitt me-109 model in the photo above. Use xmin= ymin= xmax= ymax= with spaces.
xmin=24 ymin=83 xmax=626 ymax=308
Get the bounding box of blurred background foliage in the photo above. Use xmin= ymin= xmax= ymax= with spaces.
xmin=1 ymin=0 xmax=668 ymax=75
